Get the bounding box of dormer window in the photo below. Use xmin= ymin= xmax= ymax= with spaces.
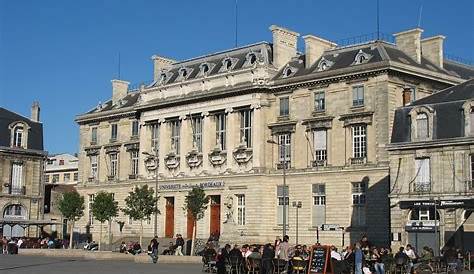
xmin=249 ymin=53 xmax=257 ymax=64
xmin=462 ymin=100 xmax=474 ymax=137
xmin=14 ymin=127 xmax=23 ymax=147
xmin=224 ymin=58 xmax=233 ymax=70
xmin=159 ymin=73 xmax=167 ymax=84
xmin=352 ymin=50 xmax=373 ymax=65
xmin=177 ymin=67 xmax=192 ymax=81
xmin=409 ymin=106 xmax=434 ymax=141
xmin=316 ymin=57 xmax=334 ymax=72
xmin=282 ymin=65 xmax=297 ymax=78
xmin=219 ymin=57 xmax=238 ymax=73
xmin=201 ymin=64 xmax=209 ymax=74
xmin=416 ymin=113 xmax=428 ymax=139
xmin=199 ymin=62 xmax=215 ymax=77
xmin=9 ymin=122 xmax=29 ymax=149
xmin=243 ymin=52 xmax=258 ymax=68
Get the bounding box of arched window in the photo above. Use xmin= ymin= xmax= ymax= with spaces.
xmin=416 ymin=113 xmax=429 ymax=139
xmin=201 ymin=64 xmax=209 ymax=74
xmin=179 ymin=68 xmax=187 ymax=78
xmin=3 ymin=204 xmax=27 ymax=219
xmin=352 ymin=50 xmax=372 ymax=65
xmin=282 ymin=66 xmax=297 ymax=78
xmin=248 ymin=53 xmax=257 ymax=65
xmin=14 ymin=126 xmax=24 ymax=147
xmin=224 ymin=58 xmax=233 ymax=70
xmin=316 ymin=57 xmax=334 ymax=72
xmin=159 ymin=72 xmax=167 ymax=84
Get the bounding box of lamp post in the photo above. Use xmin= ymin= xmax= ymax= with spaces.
xmin=430 ymin=196 xmax=439 ymax=256
xmin=267 ymin=139 xmax=287 ymax=238
xmin=143 ymin=147 xmax=159 ymax=237
xmin=292 ymin=201 xmax=302 ymax=245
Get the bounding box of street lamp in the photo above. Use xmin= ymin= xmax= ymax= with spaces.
xmin=292 ymin=201 xmax=302 ymax=245
xmin=267 ymin=139 xmax=288 ymax=238
xmin=143 ymin=148 xmax=159 ymax=237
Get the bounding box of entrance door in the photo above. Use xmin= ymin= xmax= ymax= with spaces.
xmin=209 ymin=195 xmax=221 ymax=236
xmin=165 ymin=197 xmax=175 ymax=238
xmin=187 ymin=210 xmax=195 ymax=239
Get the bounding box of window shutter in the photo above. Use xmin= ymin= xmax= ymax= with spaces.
xmin=313 ymin=205 xmax=326 ymax=227
xmin=314 ymin=130 xmax=327 ymax=150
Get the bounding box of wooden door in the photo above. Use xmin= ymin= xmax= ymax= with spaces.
xmin=165 ymin=197 xmax=174 ymax=238
xmin=187 ymin=210 xmax=195 ymax=239
xmin=209 ymin=195 xmax=221 ymax=236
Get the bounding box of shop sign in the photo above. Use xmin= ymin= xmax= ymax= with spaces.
xmin=159 ymin=180 xmax=225 ymax=191
xmin=405 ymin=225 xmax=435 ymax=232
xmin=321 ymin=224 xmax=342 ymax=231
xmin=399 ymin=198 xmax=474 ymax=209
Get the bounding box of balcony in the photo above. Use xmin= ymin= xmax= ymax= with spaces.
xmin=350 ymin=157 xmax=367 ymax=165
xmin=312 ymin=159 xmax=327 ymax=167
xmin=413 ymin=182 xmax=431 ymax=193
xmin=276 ymin=162 xmax=290 ymax=170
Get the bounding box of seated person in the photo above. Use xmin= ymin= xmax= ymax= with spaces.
xmin=162 ymin=241 xmax=176 ymax=255
xmin=119 ymin=241 xmax=127 ymax=253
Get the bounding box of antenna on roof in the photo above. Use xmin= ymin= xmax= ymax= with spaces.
xmin=118 ymin=52 xmax=121 ymax=79
xmin=417 ymin=0 xmax=424 ymax=28
xmin=235 ymin=0 xmax=238 ymax=47
xmin=376 ymin=0 xmax=380 ymax=40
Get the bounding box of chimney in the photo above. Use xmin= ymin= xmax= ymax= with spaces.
xmin=111 ymin=79 xmax=130 ymax=105
xmin=269 ymin=25 xmax=300 ymax=69
xmin=31 ymin=101 xmax=40 ymax=122
xmin=302 ymin=35 xmax=337 ymax=68
xmin=421 ymin=35 xmax=445 ymax=68
xmin=151 ymin=55 xmax=175 ymax=82
xmin=402 ymin=87 xmax=412 ymax=106
xmin=393 ymin=28 xmax=424 ymax=63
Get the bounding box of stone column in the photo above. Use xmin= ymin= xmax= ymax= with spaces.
xmin=226 ymin=108 xmax=238 ymax=170
xmin=201 ymin=112 xmax=212 ymax=172
xmin=251 ymin=104 xmax=263 ymax=168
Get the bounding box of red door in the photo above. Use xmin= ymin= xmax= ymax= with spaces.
xmin=209 ymin=195 xmax=221 ymax=236
xmin=187 ymin=210 xmax=195 ymax=239
xmin=165 ymin=197 xmax=174 ymax=238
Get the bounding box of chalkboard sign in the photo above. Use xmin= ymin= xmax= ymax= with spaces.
xmin=308 ymin=245 xmax=332 ymax=274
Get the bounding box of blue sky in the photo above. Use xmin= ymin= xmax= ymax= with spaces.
xmin=1 ymin=0 xmax=473 ymax=154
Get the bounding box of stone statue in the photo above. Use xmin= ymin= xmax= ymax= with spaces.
xmin=223 ymin=195 xmax=234 ymax=224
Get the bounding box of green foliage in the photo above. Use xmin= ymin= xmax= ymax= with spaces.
xmin=91 ymin=191 xmax=118 ymax=223
xmin=58 ymin=191 xmax=85 ymax=221
xmin=183 ymin=187 xmax=209 ymax=221
xmin=122 ymin=185 xmax=159 ymax=221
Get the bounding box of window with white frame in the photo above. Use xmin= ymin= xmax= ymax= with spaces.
xmin=312 ymin=184 xmax=326 ymax=227
xmin=13 ymin=126 xmax=24 ymax=147
xmin=240 ymin=109 xmax=253 ymax=148
xmin=415 ymin=158 xmax=430 ymax=192
xmin=352 ymin=125 xmax=367 ymax=159
xmin=73 ymin=172 xmax=78 ymax=181
xmin=111 ymin=124 xmax=118 ymax=141
xmin=351 ymin=182 xmax=367 ymax=227
xmin=90 ymin=155 xmax=98 ymax=180
xmin=278 ymin=133 xmax=291 ymax=167
xmin=64 ymin=173 xmax=70 ymax=182
xmin=91 ymin=127 xmax=98 ymax=144
xmin=131 ymin=120 xmax=139 ymax=137
xmin=130 ymin=151 xmax=139 ymax=176
xmin=88 ymin=194 xmax=95 ymax=225
xmin=150 ymin=123 xmax=159 ymax=153
xmin=44 ymin=174 xmax=50 ymax=183
xmin=416 ymin=113 xmax=429 ymax=139
xmin=52 ymin=174 xmax=59 ymax=183
xmin=314 ymin=91 xmax=325 ymax=111
xmin=313 ymin=130 xmax=327 ymax=162
xmin=170 ymin=120 xmax=181 ymax=153
xmin=215 ymin=113 xmax=226 ymax=150
xmin=236 ymin=194 xmax=246 ymax=226
xmin=10 ymin=163 xmax=23 ymax=195
xmin=276 ymin=186 xmax=289 ymax=225
xmin=192 ymin=116 xmax=203 ymax=152
xmin=352 ymin=86 xmax=364 ymax=107
xmin=109 ymin=153 xmax=118 ymax=179
xmin=279 ymin=97 xmax=289 ymax=116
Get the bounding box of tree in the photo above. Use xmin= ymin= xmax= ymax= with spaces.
xmin=91 ymin=191 xmax=118 ymax=251
xmin=122 ymin=185 xmax=159 ymax=248
xmin=58 ymin=191 xmax=85 ymax=249
xmin=183 ymin=187 xmax=209 ymax=256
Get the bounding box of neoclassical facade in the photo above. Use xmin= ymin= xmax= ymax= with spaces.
xmin=388 ymin=79 xmax=474 ymax=253
xmin=0 ymin=102 xmax=47 ymax=238
xmin=75 ymin=26 xmax=474 ymax=247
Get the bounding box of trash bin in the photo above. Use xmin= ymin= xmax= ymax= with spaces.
xmin=185 ymin=239 xmax=192 ymax=256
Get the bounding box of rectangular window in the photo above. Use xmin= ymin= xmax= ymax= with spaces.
xmin=91 ymin=127 xmax=98 ymax=144
xmin=352 ymin=86 xmax=364 ymax=107
xmin=416 ymin=113 xmax=429 ymax=139
xmin=88 ymin=194 xmax=95 ymax=225
xmin=236 ymin=194 xmax=246 ymax=226
xmin=409 ymin=86 xmax=416 ymax=102
xmin=110 ymin=153 xmax=118 ymax=178
xmin=215 ymin=113 xmax=227 ymax=150
xmin=278 ymin=134 xmax=291 ymax=167
xmin=192 ymin=116 xmax=203 ymax=152
xmin=64 ymin=173 xmax=70 ymax=182
xmin=313 ymin=130 xmax=327 ymax=162
xmin=10 ymin=163 xmax=23 ymax=195
xmin=312 ymin=184 xmax=326 ymax=227
xmin=90 ymin=155 xmax=98 ymax=180
xmin=74 ymin=172 xmax=78 ymax=181
xmin=44 ymin=174 xmax=50 ymax=183
xmin=131 ymin=151 xmax=139 ymax=176
xmin=150 ymin=123 xmax=159 ymax=153
xmin=279 ymin=97 xmax=289 ymax=116
xmin=352 ymin=182 xmax=367 ymax=227
xmin=52 ymin=174 xmax=59 ymax=183
xmin=170 ymin=120 xmax=181 ymax=154
xmin=240 ymin=109 xmax=253 ymax=148
xmin=131 ymin=120 xmax=139 ymax=137
xmin=314 ymin=91 xmax=325 ymax=111
xmin=415 ymin=158 xmax=430 ymax=192
xmin=14 ymin=128 xmax=23 ymax=147
xmin=277 ymin=186 xmax=289 ymax=225
xmin=352 ymin=125 xmax=367 ymax=159
xmin=111 ymin=124 xmax=118 ymax=141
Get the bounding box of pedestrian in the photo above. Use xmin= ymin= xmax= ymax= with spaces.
xmin=354 ymin=242 xmax=364 ymax=274
xmin=148 ymin=236 xmax=159 ymax=263
xmin=261 ymin=243 xmax=275 ymax=274
xmin=174 ymin=234 xmax=184 ymax=256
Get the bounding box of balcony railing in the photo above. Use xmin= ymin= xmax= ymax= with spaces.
xmin=413 ymin=182 xmax=431 ymax=193
xmin=9 ymin=186 xmax=26 ymax=195
xmin=350 ymin=157 xmax=367 ymax=165
xmin=312 ymin=159 xmax=327 ymax=167
xmin=276 ymin=162 xmax=290 ymax=170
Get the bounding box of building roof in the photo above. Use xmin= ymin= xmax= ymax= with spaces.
xmin=85 ymin=91 xmax=140 ymax=115
xmin=0 ymin=107 xmax=44 ymax=151
xmin=390 ymin=78 xmax=474 ymax=144
xmin=45 ymin=153 xmax=78 ymax=172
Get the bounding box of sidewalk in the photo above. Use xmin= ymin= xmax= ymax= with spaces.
xmin=18 ymin=249 xmax=201 ymax=264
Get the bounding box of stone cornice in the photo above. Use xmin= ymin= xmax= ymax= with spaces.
xmin=0 ymin=146 xmax=47 ymax=157
xmin=268 ymin=120 xmax=298 ymax=134
xmin=386 ymin=136 xmax=474 ymax=151
xmin=75 ymin=108 xmax=137 ymax=125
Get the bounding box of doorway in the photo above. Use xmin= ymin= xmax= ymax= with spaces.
xmin=165 ymin=197 xmax=175 ymax=238
xmin=209 ymin=195 xmax=221 ymax=237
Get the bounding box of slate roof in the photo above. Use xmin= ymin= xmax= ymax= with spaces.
xmin=390 ymin=79 xmax=474 ymax=144
xmin=85 ymin=92 xmax=140 ymax=115
xmin=0 ymin=107 xmax=44 ymax=151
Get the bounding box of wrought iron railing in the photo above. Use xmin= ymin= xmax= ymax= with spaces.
xmin=413 ymin=182 xmax=431 ymax=193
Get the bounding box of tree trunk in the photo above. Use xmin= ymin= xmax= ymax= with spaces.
xmin=108 ymin=219 xmax=112 ymax=251
xmin=139 ymin=220 xmax=143 ymax=250
xmin=69 ymin=220 xmax=74 ymax=249
xmin=99 ymin=222 xmax=103 ymax=251
xmin=191 ymin=220 xmax=197 ymax=256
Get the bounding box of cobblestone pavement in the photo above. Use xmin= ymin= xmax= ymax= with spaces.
xmin=0 ymin=255 xmax=202 ymax=274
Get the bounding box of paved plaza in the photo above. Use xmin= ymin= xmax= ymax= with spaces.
xmin=0 ymin=255 xmax=202 ymax=274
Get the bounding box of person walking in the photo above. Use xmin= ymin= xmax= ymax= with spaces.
xmin=149 ymin=236 xmax=159 ymax=263
xmin=174 ymin=234 xmax=184 ymax=256
xmin=261 ymin=243 xmax=275 ymax=274
xmin=354 ymin=242 xmax=364 ymax=274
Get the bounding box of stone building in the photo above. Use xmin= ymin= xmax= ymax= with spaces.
xmin=43 ymin=153 xmax=78 ymax=238
xmin=75 ymin=25 xmax=474 ymax=247
xmin=388 ymin=79 xmax=474 ymax=253
xmin=0 ymin=102 xmax=48 ymax=238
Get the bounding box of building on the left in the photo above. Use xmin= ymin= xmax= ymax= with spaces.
xmin=0 ymin=102 xmax=50 ymax=238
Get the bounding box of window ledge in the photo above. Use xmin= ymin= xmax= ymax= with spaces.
xmin=312 ymin=110 xmax=326 ymax=116
xmin=350 ymin=105 xmax=365 ymax=111
xmin=277 ymin=115 xmax=290 ymax=121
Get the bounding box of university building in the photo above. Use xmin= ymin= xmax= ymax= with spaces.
xmin=75 ymin=25 xmax=474 ymax=247
xmin=0 ymin=103 xmax=48 ymax=238
xmin=388 ymin=79 xmax=474 ymax=253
